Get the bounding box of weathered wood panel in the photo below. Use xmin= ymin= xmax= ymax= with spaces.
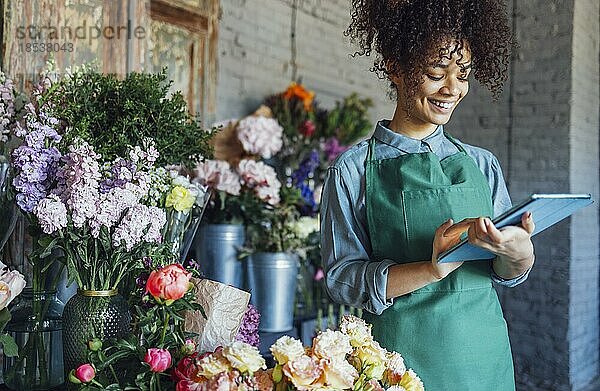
xmin=1 ymin=0 xmax=219 ymax=122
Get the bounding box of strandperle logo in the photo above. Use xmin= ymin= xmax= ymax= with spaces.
xmin=16 ymin=19 xmax=146 ymax=45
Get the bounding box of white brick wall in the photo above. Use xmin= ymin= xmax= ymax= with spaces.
xmin=215 ymin=0 xmax=393 ymax=125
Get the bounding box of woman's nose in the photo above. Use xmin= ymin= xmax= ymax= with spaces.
xmin=439 ymin=79 xmax=461 ymax=96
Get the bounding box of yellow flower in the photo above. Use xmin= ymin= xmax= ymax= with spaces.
xmin=222 ymin=341 xmax=266 ymax=374
xmin=353 ymin=341 xmax=388 ymax=380
xmin=399 ymin=369 xmax=424 ymax=391
xmin=165 ymin=185 xmax=195 ymax=212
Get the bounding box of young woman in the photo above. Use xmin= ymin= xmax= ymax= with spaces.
xmin=320 ymin=1 xmax=535 ymax=389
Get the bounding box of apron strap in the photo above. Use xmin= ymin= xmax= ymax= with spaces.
xmin=443 ymin=132 xmax=466 ymax=153
xmin=367 ymin=136 xmax=377 ymax=162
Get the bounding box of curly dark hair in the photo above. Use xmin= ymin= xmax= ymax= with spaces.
xmin=345 ymin=0 xmax=515 ymax=99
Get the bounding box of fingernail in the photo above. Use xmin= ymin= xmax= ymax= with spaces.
xmin=526 ymin=212 xmax=532 ymax=219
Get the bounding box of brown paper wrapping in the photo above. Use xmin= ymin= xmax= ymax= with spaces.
xmin=184 ymin=278 xmax=251 ymax=352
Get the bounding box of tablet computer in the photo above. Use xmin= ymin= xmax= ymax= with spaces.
xmin=437 ymin=194 xmax=593 ymax=263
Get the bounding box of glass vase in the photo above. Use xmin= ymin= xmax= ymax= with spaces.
xmin=2 ymin=289 xmax=65 ymax=390
xmin=62 ymin=289 xmax=131 ymax=373
xmin=0 ymin=159 xmax=18 ymax=253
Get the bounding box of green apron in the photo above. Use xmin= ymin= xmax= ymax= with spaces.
xmin=362 ymin=134 xmax=514 ymax=391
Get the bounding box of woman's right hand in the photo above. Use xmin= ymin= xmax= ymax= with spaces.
xmin=430 ymin=218 xmax=465 ymax=280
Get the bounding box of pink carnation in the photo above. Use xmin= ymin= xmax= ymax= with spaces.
xmin=237 ymin=116 xmax=283 ymax=159
xmin=193 ymin=160 xmax=241 ymax=196
xmin=237 ymin=159 xmax=281 ymax=205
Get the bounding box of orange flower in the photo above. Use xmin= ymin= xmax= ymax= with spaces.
xmin=283 ymin=82 xmax=315 ymax=111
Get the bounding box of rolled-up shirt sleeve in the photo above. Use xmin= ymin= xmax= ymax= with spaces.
xmin=320 ymin=166 xmax=397 ymax=315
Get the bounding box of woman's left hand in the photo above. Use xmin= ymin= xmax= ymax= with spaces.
xmin=444 ymin=212 xmax=535 ymax=279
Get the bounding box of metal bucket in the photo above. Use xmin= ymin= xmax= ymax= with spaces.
xmin=192 ymin=224 xmax=245 ymax=288
xmin=247 ymin=252 xmax=299 ymax=332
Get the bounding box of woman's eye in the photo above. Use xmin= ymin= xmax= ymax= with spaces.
xmin=426 ymin=74 xmax=443 ymax=81
xmin=458 ymin=77 xmax=469 ymax=82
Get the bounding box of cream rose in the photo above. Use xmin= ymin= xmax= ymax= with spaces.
xmin=270 ymin=335 xmax=306 ymax=365
xmin=282 ymin=354 xmax=324 ymax=389
xmin=339 ymin=315 xmax=373 ymax=348
xmin=222 ymin=341 xmax=266 ymax=374
xmin=321 ymin=357 xmax=358 ymax=389
xmin=313 ymin=330 xmax=352 ymax=361
xmin=197 ymin=350 xmax=231 ymax=378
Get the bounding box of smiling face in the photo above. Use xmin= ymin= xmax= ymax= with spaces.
xmin=391 ymin=41 xmax=472 ymax=136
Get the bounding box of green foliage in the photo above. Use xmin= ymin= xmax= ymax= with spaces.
xmin=321 ymin=93 xmax=373 ymax=145
xmin=245 ymin=187 xmax=316 ymax=254
xmin=202 ymin=189 xmax=265 ymax=225
xmin=43 ymin=68 xmax=213 ymax=167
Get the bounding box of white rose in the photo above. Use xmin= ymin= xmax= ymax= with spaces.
xmin=222 ymin=341 xmax=266 ymax=373
xmin=0 ymin=263 xmax=26 ymax=310
xmin=270 ymin=335 xmax=305 ymax=365
xmin=313 ymin=329 xmax=352 ymax=361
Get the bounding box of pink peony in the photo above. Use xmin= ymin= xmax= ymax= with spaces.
xmin=74 ymin=363 xmax=95 ymax=383
xmin=144 ymin=348 xmax=172 ymax=373
xmin=146 ymin=264 xmax=191 ymax=303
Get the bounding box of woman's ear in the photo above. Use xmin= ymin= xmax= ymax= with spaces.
xmin=385 ymin=60 xmax=403 ymax=86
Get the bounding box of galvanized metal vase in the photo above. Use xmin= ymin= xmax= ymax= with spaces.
xmin=62 ymin=289 xmax=131 ymax=373
xmin=246 ymin=252 xmax=299 ymax=332
xmin=193 ymin=224 xmax=245 ymax=288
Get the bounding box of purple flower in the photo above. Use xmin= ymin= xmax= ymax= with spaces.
xmin=235 ymin=304 xmax=261 ymax=348
xmin=323 ymin=137 xmax=349 ymax=162
xmin=291 ymin=150 xmax=319 ymax=185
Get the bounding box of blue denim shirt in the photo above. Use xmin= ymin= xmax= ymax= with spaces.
xmin=320 ymin=121 xmax=530 ymax=315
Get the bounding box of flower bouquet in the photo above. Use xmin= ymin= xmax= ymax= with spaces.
xmin=68 ymin=260 xmax=204 ymax=390
xmin=147 ymin=166 xmax=210 ymax=261
xmin=173 ymin=342 xmax=271 ymax=390
xmin=270 ymin=315 xmax=424 ymax=391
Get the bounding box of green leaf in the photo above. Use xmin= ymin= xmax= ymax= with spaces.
xmin=0 ymin=308 xmax=11 ymax=332
xmin=0 ymin=333 xmax=19 ymax=356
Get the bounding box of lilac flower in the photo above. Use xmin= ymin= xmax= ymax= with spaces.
xmin=57 ymin=140 xmax=101 ymax=228
xmin=34 ymin=194 xmax=68 ymax=234
xmin=112 ymin=204 xmax=166 ymax=251
xmin=323 ymin=136 xmax=349 ymax=162
xmin=0 ymin=73 xmax=15 ymax=143
xmin=11 ymin=102 xmax=63 ymax=213
xmin=235 ymin=304 xmax=261 ymax=348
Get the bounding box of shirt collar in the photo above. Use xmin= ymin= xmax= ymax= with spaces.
xmin=373 ymin=120 xmax=445 ymax=154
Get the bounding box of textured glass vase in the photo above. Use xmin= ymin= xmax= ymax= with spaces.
xmin=62 ymin=290 xmax=131 ymax=373
xmin=3 ymin=289 xmax=65 ymax=390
